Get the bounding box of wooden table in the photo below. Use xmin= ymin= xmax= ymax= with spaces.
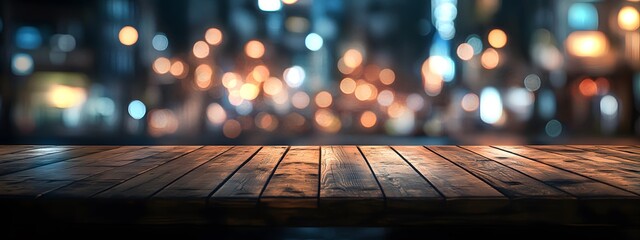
xmin=0 ymin=145 xmax=639 ymax=227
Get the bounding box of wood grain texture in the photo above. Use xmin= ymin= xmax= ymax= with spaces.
xmin=95 ymin=146 xmax=231 ymax=199
xmin=261 ymin=146 xmax=319 ymax=208
xmin=0 ymin=145 xmax=35 ymax=155
xmin=604 ymin=145 xmax=640 ymax=155
xmin=531 ymin=145 xmax=640 ymax=173
xmin=44 ymin=146 xmax=200 ymax=198
xmin=464 ymin=146 xmax=636 ymax=198
xmin=0 ymin=146 xmax=74 ymax=163
xmin=392 ymin=146 xmax=504 ymax=199
xmin=211 ymin=146 xmax=287 ymax=202
xmin=495 ymin=146 xmax=640 ymax=195
xmin=155 ymin=146 xmax=261 ymax=199
xmin=0 ymin=146 xmax=115 ymax=176
xmin=359 ymin=146 xmax=441 ymax=199
xmin=428 ymin=146 xmax=571 ymax=199
xmin=567 ymin=145 xmax=640 ymax=162
xmin=320 ymin=146 xmax=382 ymax=199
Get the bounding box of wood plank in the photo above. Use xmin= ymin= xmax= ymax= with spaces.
xmin=0 ymin=146 xmax=115 ymax=176
xmin=319 ymin=146 xmax=383 ymax=199
xmin=95 ymin=146 xmax=226 ymax=199
xmin=0 ymin=146 xmax=75 ymax=163
xmin=463 ymin=146 xmax=636 ymax=198
xmin=428 ymin=146 xmax=571 ymax=199
xmin=44 ymin=146 xmax=200 ymax=198
xmin=359 ymin=146 xmax=441 ymax=200
xmin=211 ymin=146 xmax=287 ymax=204
xmin=0 ymin=180 xmax=72 ymax=199
xmin=530 ymin=145 xmax=640 ymax=173
xmin=154 ymin=146 xmax=262 ymax=199
xmin=0 ymin=146 xmax=150 ymax=182
xmin=258 ymin=146 xmax=320 ymax=208
xmin=391 ymin=146 xmax=504 ymax=199
xmin=495 ymin=146 xmax=640 ymax=195
xmin=603 ymin=145 xmax=640 ymax=155
xmin=568 ymin=145 xmax=640 ymax=162
xmin=0 ymin=145 xmax=35 ymax=155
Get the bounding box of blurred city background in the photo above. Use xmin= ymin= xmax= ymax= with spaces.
xmin=1 ymin=0 xmax=639 ymax=145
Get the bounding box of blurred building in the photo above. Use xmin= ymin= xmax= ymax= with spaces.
xmin=1 ymin=0 xmax=639 ymax=144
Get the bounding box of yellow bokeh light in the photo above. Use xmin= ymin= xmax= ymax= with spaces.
xmin=245 ymin=40 xmax=265 ymax=59
xmin=387 ymin=102 xmax=407 ymax=118
xmin=456 ymin=43 xmax=474 ymax=61
xmin=314 ymin=109 xmax=341 ymax=133
xmin=340 ymin=77 xmax=357 ymax=94
xmin=379 ymin=68 xmax=395 ymax=85
xmin=193 ymin=40 xmax=210 ymax=58
xmin=480 ymin=48 xmax=500 ymax=69
xmin=282 ymin=0 xmax=298 ymax=4
xmin=205 ymin=28 xmax=223 ymax=45
xmin=618 ymin=6 xmax=640 ymax=31
xmin=48 ymin=85 xmax=87 ymax=109
xmin=315 ymin=91 xmax=333 ymax=108
xmin=170 ymin=60 xmax=186 ymax=77
xmin=152 ymin=57 xmax=171 ymax=74
xmin=240 ymin=83 xmax=260 ymax=100
xmin=337 ymin=58 xmax=355 ymax=75
xmin=565 ymin=31 xmax=609 ymax=58
xmin=488 ymin=29 xmax=507 ymax=48
xmin=360 ymin=111 xmax=377 ymax=128
xmin=355 ymin=82 xmax=373 ymax=101
xmin=343 ymin=49 xmax=363 ymax=68
xmin=263 ymin=77 xmax=283 ymax=96
xmin=222 ymin=72 xmax=241 ymax=89
xmin=118 ymin=26 xmax=138 ymax=46
xmin=251 ymin=65 xmax=270 ymax=82
xmin=195 ymin=64 xmax=213 ymax=89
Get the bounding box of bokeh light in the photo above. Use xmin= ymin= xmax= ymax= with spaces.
xmin=11 ymin=53 xmax=34 ymax=76
xmin=579 ymin=78 xmax=598 ymax=97
xmin=153 ymin=57 xmax=171 ymax=74
xmin=195 ymin=64 xmax=213 ymax=89
xmin=340 ymin=77 xmax=357 ymax=94
xmin=379 ymin=69 xmax=395 ymax=85
xmin=193 ymin=40 xmax=210 ymax=58
xmin=245 ymin=40 xmax=265 ymax=59
xmin=206 ymin=103 xmax=226 ymax=125
xmin=305 ymin=33 xmax=323 ymax=51
xmin=152 ymin=33 xmax=169 ymax=51
xmin=315 ymin=91 xmax=333 ymax=108
xmin=566 ymin=31 xmax=608 ymax=57
xmin=343 ymin=49 xmax=363 ymax=68
xmin=48 ymin=85 xmax=87 ymax=109
xmin=480 ymin=48 xmax=500 ymax=69
xmin=205 ymin=28 xmax=223 ymax=45
xmin=456 ymin=43 xmax=474 ymax=60
xmin=618 ymin=6 xmax=640 ymax=31
xmin=488 ymin=29 xmax=507 ymax=48
xmin=360 ymin=111 xmax=377 ymax=128
xmin=284 ymin=65 xmax=305 ymax=88
xmin=128 ymin=100 xmax=147 ymax=120
xmin=461 ymin=93 xmax=479 ymax=112
xmin=292 ymin=91 xmax=310 ymax=109
xmin=118 ymin=26 xmax=138 ymax=46
xmin=223 ymin=119 xmax=242 ymax=138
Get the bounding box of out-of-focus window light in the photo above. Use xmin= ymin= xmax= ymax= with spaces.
xmin=258 ymin=0 xmax=282 ymax=12
xmin=538 ymin=90 xmax=556 ymax=120
xmin=618 ymin=6 xmax=640 ymax=31
xmin=152 ymin=33 xmax=168 ymax=51
xmin=568 ymin=3 xmax=598 ymax=30
xmin=118 ymin=26 xmax=138 ymax=46
xmin=305 ymin=33 xmax=323 ymax=51
xmin=16 ymin=26 xmax=42 ymax=49
xmin=205 ymin=28 xmax=223 ymax=45
xmin=284 ymin=65 xmax=305 ymax=88
xmin=566 ymin=31 xmax=608 ymax=58
xmin=480 ymin=87 xmax=503 ymax=125
xmin=545 ymin=119 xmax=562 ymax=137
xmin=11 ymin=53 xmax=34 ymax=76
xmin=128 ymin=100 xmax=146 ymax=120
xmin=48 ymin=85 xmax=87 ymax=109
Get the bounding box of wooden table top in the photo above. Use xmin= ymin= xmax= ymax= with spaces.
xmin=0 ymin=145 xmax=639 ymax=226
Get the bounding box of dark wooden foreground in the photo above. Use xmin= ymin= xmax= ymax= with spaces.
xmin=0 ymin=145 xmax=639 ymax=227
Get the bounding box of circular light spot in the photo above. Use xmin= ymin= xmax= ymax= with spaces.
xmin=193 ymin=40 xmax=210 ymax=58
xmin=524 ymin=74 xmax=541 ymax=92
xmin=340 ymin=77 xmax=357 ymax=94
xmin=206 ymin=103 xmax=226 ymax=125
xmin=169 ymin=60 xmax=186 ymax=77
xmin=343 ymin=49 xmax=363 ymax=68
xmin=118 ymin=26 xmax=138 ymax=46
xmin=545 ymin=119 xmax=562 ymax=137
xmin=305 ymin=33 xmax=323 ymax=51
xmin=152 ymin=57 xmax=171 ymax=74
xmin=315 ymin=91 xmax=333 ymax=108
xmin=406 ymin=93 xmax=424 ymax=111
xmin=355 ymin=83 xmax=373 ymax=101
xmin=223 ymin=120 xmax=242 ymax=138
xmin=195 ymin=64 xmax=213 ymax=89
xmin=245 ymin=40 xmax=265 ymax=59
xmin=292 ymin=91 xmax=310 ymax=109
xmin=240 ymin=83 xmax=260 ymax=100
xmin=481 ymin=48 xmax=500 ymax=69
xmin=377 ymin=90 xmax=394 ymax=106
xmin=600 ymin=95 xmax=618 ymax=116
xmin=488 ymin=29 xmax=507 ymax=48
xmin=284 ymin=65 xmax=305 ymax=88
xmin=579 ymin=78 xmax=598 ymax=97
xmin=461 ymin=93 xmax=479 ymax=112
xmin=152 ymin=33 xmax=168 ymax=51
xmin=618 ymin=6 xmax=640 ymax=31
xmin=379 ymin=69 xmax=395 ymax=85
xmin=11 ymin=53 xmax=33 ymax=76
xmin=128 ymin=100 xmax=146 ymax=120
xmin=360 ymin=111 xmax=377 ymax=128
xmin=263 ymin=77 xmax=283 ymax=96
xmin=456 ymin=43 xmax=474 ymax=60
xmin=205 ymin=28 xmax=223 ymax=45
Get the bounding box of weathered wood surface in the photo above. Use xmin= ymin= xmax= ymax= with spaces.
xmin=0 ymin=145 xmax=638 ymax=226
